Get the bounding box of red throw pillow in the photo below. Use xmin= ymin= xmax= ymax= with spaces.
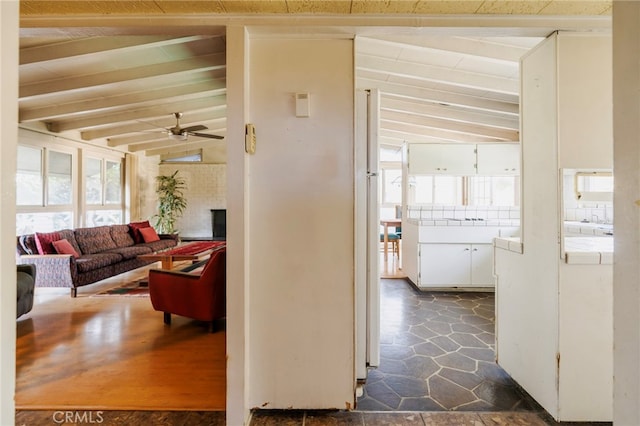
xmin=129 ymin=220 xmax=151 ymax=244
xmin=52 ymin=238 xmax=80 ymax=258
xmin=34 ymin=231 xmax=61 ymax=254
xmin=139 ymin=226 xmax=160 ymax=243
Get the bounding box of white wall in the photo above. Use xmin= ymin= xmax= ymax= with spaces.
xmin=496 ymin=32 xmax=613 ymax=421
xmin=497 ymin=34 xmax=561 ymax=416
xmin=557 ymin=34 xmax=612 ymax=170
xmin=0 ymin=3 xmax=18 ymax=424
xmin=133 ymin=154 xmax=159 ymax=222
xmin=613 ymin=2 xmax=640 ymax=424
xmin=247 ymin=37 xmax=355 ymax=409
xmin=157 ymin=163 xmax=226 ymax=238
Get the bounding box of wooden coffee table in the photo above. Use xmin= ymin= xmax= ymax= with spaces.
xmin=139 ymin=241 xmax=226 ymax=270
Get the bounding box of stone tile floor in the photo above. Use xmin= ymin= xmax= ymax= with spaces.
xmin=249 ymin=410 xmax=558 ymax=425
xmin=356 ymin=279 xmax=536 ymax=411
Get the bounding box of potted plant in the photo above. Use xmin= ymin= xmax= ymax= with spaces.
xmin=153 ymin=170 xmax=187 ymax=235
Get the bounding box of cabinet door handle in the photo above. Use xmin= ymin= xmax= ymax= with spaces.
xmin=473 ymin=248 xmax=478 ymax=251
xmin=464 ymin=248 xmax=470 ymax=251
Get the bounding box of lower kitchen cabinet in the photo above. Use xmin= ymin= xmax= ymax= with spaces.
xmin=418 ymin=243 xmax=493 ymax=287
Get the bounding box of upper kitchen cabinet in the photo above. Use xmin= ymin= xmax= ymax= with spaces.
xmin=407 ymin=142 xmax=520 ymax=176
xmin=407 ymin=143 xmax=476 ymax=175
xmin=476 ymin=143 xmax=520 ymax=175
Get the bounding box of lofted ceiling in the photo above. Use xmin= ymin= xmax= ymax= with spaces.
xmin=19 ymin=33 xmax=229 ymax=157
xmin=18 ymin=1 xmax=612 ymax=157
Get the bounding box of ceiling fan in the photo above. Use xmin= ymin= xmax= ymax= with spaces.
xmin=155 ymin=112 xmax=224 ymax=141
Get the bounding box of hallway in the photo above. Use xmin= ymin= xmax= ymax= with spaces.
xmin=357 ymin=279 xmax=537 ymax=411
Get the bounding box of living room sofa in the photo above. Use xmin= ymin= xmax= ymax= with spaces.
xmin=16 ymin=223 xmax=178 ymax=297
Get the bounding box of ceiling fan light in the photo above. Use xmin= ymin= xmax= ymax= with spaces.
xmin=169 ymin=132 xmax=188 ymax=141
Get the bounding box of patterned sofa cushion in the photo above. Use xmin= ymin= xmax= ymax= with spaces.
xmin=105 ymin=245 xmax=153 ymax=260
xmin=141 ymin=238 xmax=178 ymax=252
xmin=34 ymin=231 xmax=61 ymax=254
xmin=58 ymin=229 xmax=82 ymax=255
xmin=75 ymin=253 xmax=122 ymax=273
xmin=110 ymin=225 xmax=135 ymax=248
xmin=128 ymin=220 xmax=151 ymax=244
xmin=74 ymin=226 xmax=118 ymax=254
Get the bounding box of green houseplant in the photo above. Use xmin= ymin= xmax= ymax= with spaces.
xmin=154 ymin=170 xmax=187 ymax=234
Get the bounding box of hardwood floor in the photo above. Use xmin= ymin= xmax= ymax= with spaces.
xmin=380 ymin=241 xmax=406 ymax=279
xmin=15 ymin=263 xmax=226 ymax=412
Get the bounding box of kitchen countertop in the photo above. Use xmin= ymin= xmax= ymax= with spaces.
xmin=564 ymin=221 xmax=613 ymax=236
xmin=494 ymin=236 xmax=613 ymax=264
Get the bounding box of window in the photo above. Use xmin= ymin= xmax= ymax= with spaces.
xmin=16 ymin=138 xmax=126 ymax=235
xmin=161 ymin=149 xmax=203 ymax=163
xmin=410 ymin=176 xmax=463 ymax=205
xmin=575 ymin=171 xmax=613 ymax=202
xmin=380 ymin=161 xmax=402 ymax=219
xmin=381 ymin=168 xmax=402 ymax=205
xmin=16 ymin=145 xmax=75 ymax=234
xmin=408 ymin=174 xmax=517 ymax=207
xmin=468 ymin=176 xmax=518 ymax=206
xmin=16 ymin=145 xmax=43 ymax=206
xmin=85 ymin=156 xmax=123 ymax=227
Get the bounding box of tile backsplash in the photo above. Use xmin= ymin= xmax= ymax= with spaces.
xmin=564 ymin=205 xmax=613 ymax=223
xmin=407 ymin=205 xmax=520 ymax=221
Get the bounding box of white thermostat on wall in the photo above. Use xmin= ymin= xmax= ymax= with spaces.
xmin=295 ymin=92 xmax=310 ymax=117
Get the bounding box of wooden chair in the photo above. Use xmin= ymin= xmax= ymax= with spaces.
xmin=380 ymin=232 xmax=400 ymax=257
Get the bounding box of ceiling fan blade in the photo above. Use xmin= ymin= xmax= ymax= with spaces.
xmin=189 ymin=132 xmax=225 ymax=140
xmin=181 ymin=124 xmax=208 ymax=133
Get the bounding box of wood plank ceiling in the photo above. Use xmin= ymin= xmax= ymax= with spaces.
xmin=19 ymin=1 xmax=612 ymax=157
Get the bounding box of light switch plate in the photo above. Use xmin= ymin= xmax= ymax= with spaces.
xmin=245 ymin=123 xmax=256 ymax=154
xmin=295 ymin=92 xmax=310 ymax=117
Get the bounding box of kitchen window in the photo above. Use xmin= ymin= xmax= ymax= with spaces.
xmin=468 ymin=176 xmax=519 ymax=206
xmin=409 ymin=175 xmax=518 ymax=207
xmin=410 ymin=176 xmax=463 ymax=205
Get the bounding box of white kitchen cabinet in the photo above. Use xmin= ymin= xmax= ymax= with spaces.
xmin=470 ymin=244 xmax=494 ymax=285
xmin=418 ymin=243 xmax=493 ymax=287
xmin=476 ymin=143 xmax=520 ymax=175
xmin=408 ymin=143 xmax=476 ymax=175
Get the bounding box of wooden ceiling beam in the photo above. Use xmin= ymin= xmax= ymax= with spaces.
xmin=20 ymin=77 xmax=225 ymax=122
xmin=20 ymin=52 xmax=225 ymax=98
xmin=358 ymin=77 xmax=519 ymax=115
xmin=20 ymin=35 xmax=212 ymax=65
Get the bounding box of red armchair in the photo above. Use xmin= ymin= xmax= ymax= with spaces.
xmin=148 ymin=246 xmax=226 ymax=331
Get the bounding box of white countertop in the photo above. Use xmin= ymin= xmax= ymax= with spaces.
xmin=564 ymin=221 xmax=613 ymax=236
xmin=564 ymin=236 xmax=613 ymax=264
xmin=494 ymin=236 xmax=613 ymax=265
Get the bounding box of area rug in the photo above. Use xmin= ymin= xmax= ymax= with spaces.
xmin=92 ymin=279 xmax=149 ymax=297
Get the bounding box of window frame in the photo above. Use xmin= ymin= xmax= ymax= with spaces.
xmin=15 ymin=134 xmax=127 ymax=234
xmin=82 ymin=151 xmax=125 ymax=228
